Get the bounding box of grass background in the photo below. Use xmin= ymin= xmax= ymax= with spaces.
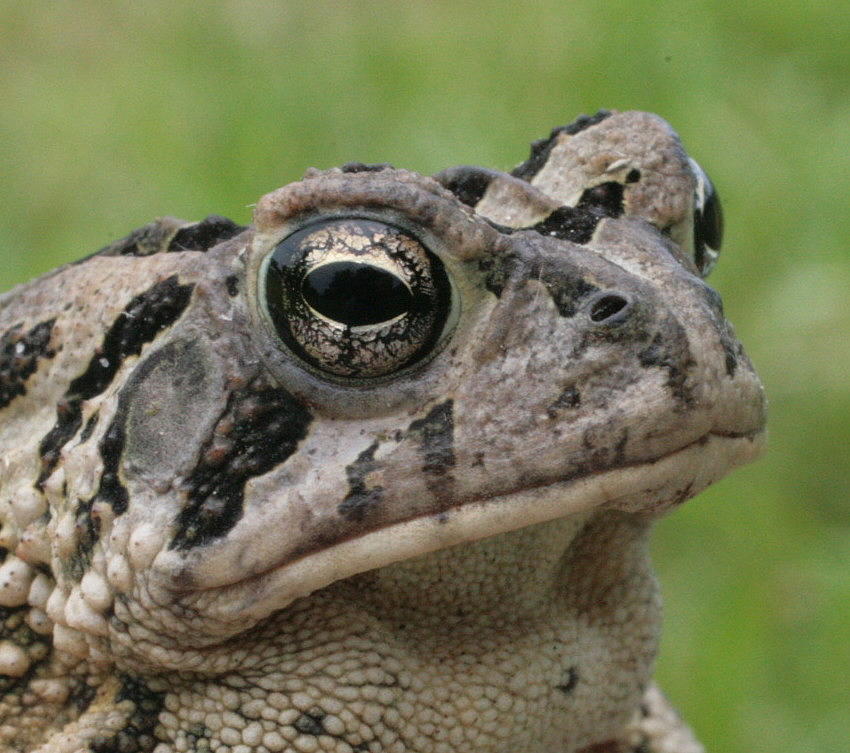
xmin=1 ymin=3 xmax=847 ymax=751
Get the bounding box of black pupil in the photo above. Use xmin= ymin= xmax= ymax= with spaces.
xmin=302 ymin=262 xmax=412 ymax=326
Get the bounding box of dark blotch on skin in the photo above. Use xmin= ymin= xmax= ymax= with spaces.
xmin=408 ymin=400 xmax=455 ymax=501
xmin=294 ymin=711 xmax=327 ymax=736
xmin=79 ymin=412 xmax=99 ymax=443
xmin=96 ymin=416 xmax=129 ymax=514
xmin=167 ymin=215 xmax=245 ymax=253
xmin=541 ymin=268 xmax=599 ymax=319
xmin=575 ymin=742 xmax=622 ymax=753
xmin=0 ymin=319 xmax=55 ymax=410
xmin=577 ymin=182 xmax=625 ymax=219
xmin=556 ymin=666 xmax=579 ymax=695
xmin=547 ymin=385 xmax=581 ymax=418
xmin=339 ymin=441 xmax=384 ymax=523
xmin=433 ymin=165 xmax=496 ymax=207
xmin=638 ymin=332 xmax=694 ymax=405
xmin=531 ymin=205 xmax=601 ymax=244
xmin=171 ymin=380 xmax=312 ymax=549
xmin=90 ymin=675 xmax=165 ymax=753
xmin=0 ymin=603 xmax=52 ymax=697
xmin=409 ymin=400 xmax=455 ymax=475
xmin=511 ymin=110 xmax=612 ymax=181
xmin=477 ymin=253 xmax=513 ymax=299
xmin=341 ymin=162 xmax=394 ymax=173
xmin=69 ymin=677 xmax=97 ymax=713
xmin=36 ymin=276 xmax=194 ymax=490
xmin=93 ymin=219 xmax=184 ymax=258
xmin=225 ymin=275 xmax=240 ymax=297
xmin=92 ymin=216 xmax=244 ymax=258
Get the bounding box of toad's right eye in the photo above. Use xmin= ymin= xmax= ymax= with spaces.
xmin=689 ymin=158 xmax=724 ymax=277
xmin=262 ymin=218 xmax=452 ymax=380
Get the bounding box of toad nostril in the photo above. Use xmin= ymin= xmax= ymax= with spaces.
xmin=588 ymin=292 xmax=632 ymax=324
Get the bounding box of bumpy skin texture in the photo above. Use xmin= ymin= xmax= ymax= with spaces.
xmin=0 ymin=111 xmax=765 ymax=752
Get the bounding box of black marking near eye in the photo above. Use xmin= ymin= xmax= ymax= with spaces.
xmin=170 ymin=381 xmax=312 ymax=550
xmin=339 ymin=441 xmax=384 ymax=523
xmin=481 ymin=246 xmax=600 ymax=316
xmin=511 ymin=110 xmax=612 ymax=182
xmin=36 ymin=276 xmax=194 ymax=490
xmin=167 ymin=215 xmax=245 ymax=253
xmin=576 ymin=181 xmax=625 ymax=218
xmin=0 ymin=318 xmax=55 ymax=410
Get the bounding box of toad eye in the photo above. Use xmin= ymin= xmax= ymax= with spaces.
xmin=689 ymin=158 xmax=724 ymax=277
xmin=262 ymin=218 xmax=453 ymax=379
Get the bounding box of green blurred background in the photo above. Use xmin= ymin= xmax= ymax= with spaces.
xmin=1 ymin=2 xmax=847 ymax=751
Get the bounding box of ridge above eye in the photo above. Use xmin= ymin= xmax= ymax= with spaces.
xmin=262 ymin=217 xmax=452 ymax=379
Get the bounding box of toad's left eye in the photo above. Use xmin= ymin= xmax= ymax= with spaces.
xmin=262 ymin=218 xmax=452 ymax=379
xmin=689 ymin=158 xmax=724 ymax=277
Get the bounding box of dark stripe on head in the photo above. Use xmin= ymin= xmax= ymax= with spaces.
xmin=69 ymin=408 xmax=128 ymax=580
xmin=530 ymin=206 xmax=602 ymax=244
xmin=170 ymin=381 xmax=312 ymax=550
xmin=92 ymin=218 xmax=186 ymax=259
xmin=36 ymin=276 xmax=194 ymax=490
xmin=511 ymin=110 xmax=612 ymax=182
xmin=91 ymin=215 xmax=245 ymax=259
xmin=167 ymin=215 xmax=246 ymax=253
xmin=433 ymin=166 xmax=498 ymax=208
xmin=0 ymin=319 xmax=55 ymax=409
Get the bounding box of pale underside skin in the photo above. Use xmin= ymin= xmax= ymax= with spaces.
xmin=0 ymin=111 xmax=765 ymax=753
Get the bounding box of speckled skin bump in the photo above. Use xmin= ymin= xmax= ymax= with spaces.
xmin=0 ymin=111 xmax=764 ymax=753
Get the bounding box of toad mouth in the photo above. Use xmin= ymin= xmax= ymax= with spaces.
xmin=176 ymin=429 xmax=764 ymax=625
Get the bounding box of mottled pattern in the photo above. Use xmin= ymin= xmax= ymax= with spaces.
xmin=0 ymin=111 xmax=765 ymax=752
